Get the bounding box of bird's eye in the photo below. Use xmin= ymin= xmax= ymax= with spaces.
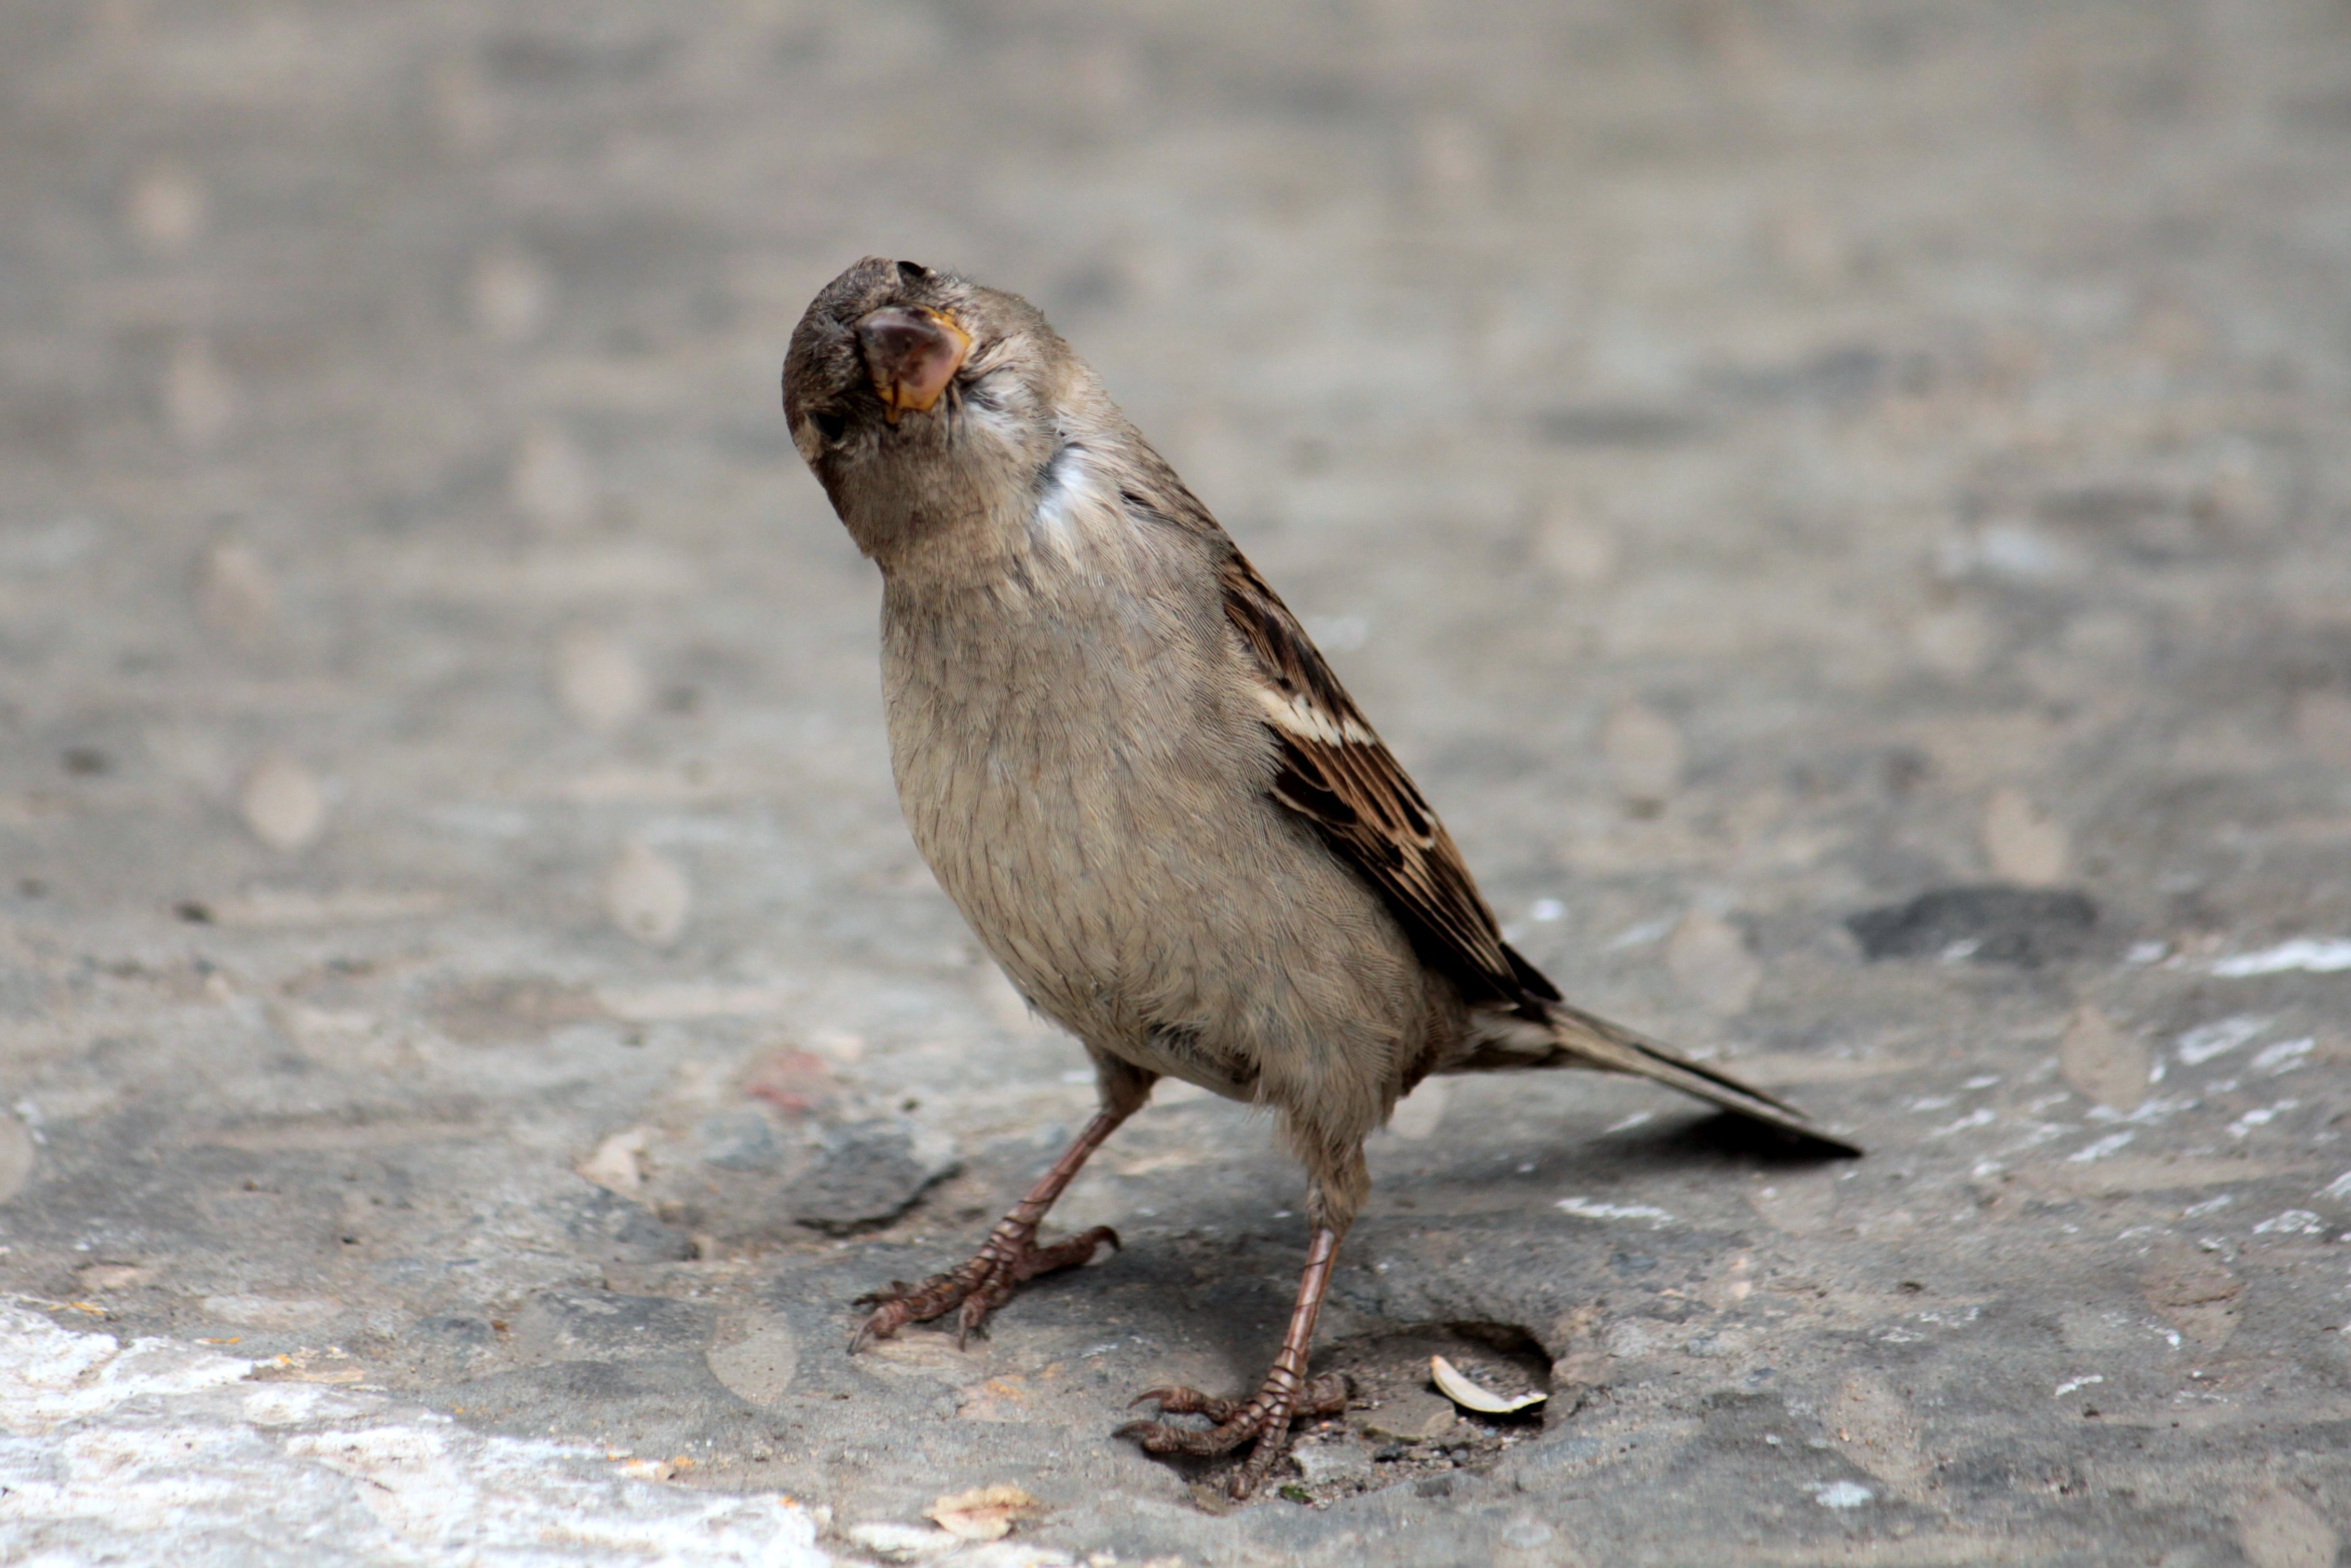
xmin=811 ymin=409 xmax=847 ymax=444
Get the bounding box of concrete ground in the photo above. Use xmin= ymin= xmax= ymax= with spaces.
xmin=4 ymin=1 xmax=2351 ymax=1562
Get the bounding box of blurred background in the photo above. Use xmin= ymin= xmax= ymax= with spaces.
xmin=5 ymin=2 xmax=2351 ymax=1561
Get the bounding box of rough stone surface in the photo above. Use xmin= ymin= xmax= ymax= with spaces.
xmin=4 ymin=1 xmax=2351 ymax=1563
xmin=790 ymin=1122 xmax=961 ymax=1236
xmin=1847 ymin=885 xmax=2103 ymax=967
xmin=0 ymin=1304 xmax=829 ymax=1565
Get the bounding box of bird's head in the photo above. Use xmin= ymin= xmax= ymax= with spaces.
xmin=783 ymin=257 xmax=1075 ymax=563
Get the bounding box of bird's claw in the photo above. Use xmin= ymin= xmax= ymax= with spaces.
xmin=1117 ymin=1372 xmax=1351 ymax=1499
xmin=848 ymin=1225 xmax=1119 ymax=1352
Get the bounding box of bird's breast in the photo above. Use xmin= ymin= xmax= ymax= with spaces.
xmin=879 ymin=538 xmax=1257 ymax=996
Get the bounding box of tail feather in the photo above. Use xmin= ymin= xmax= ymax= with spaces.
xmin=1458 ymin=1001 xmax=1863 ymax=1157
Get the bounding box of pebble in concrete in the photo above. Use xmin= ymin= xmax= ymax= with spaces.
xmin=554 ymin=628 xmax=648 ymax=731
xmin=1600 ymin=702 xmax=1683 ymax=808
xmin=469 ymin=243 xmax=553 ymax=346
xmin=1665 ymin=910 xmax=1760 ymax=1016
xmin=1534 ymin=500 xmax=1617 ymax=587
xmin=2058 ymin=1006 xmax=2148 ymax=1114
xmin=789 ymin=1121 xmax=960 ymax=1235
xmin=604 ymin=843 xmax=689 ymax=946
xmin=238 ymin=752 xmax=326 ymax=852
xmin=1980 ymin=785 xmax=2070 ymax=886
xmin=163 ymin=335 xmax=237 ymax=451
xmin=510 ymin=424 xmax=595 ymax=533
xmin=122 ymin=160 xmax=206 ymax=255
xmin=196 ymin=539 xmax=277 ymax=645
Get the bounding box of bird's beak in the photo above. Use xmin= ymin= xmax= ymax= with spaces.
xmin=857 ymin=305 xmax=971 ymax=422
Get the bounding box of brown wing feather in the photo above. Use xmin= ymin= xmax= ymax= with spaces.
xmin=1217 ymin=551 xmax=1559 ymax=1016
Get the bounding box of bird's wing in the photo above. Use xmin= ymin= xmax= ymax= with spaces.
xmin=1215 ymin=542 xmax=1859 ymax=1155
xmin=1218 ymin=549 xmax=1559 ymax=1015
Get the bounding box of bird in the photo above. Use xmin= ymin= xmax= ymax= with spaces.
xmin=781 ymin=256 xmax=1859 ymax=1500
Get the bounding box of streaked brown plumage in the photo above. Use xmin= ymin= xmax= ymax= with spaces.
xmin=783 ymin=256 xmax=1857 ymax=1498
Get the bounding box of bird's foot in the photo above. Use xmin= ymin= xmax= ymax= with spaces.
xmin=1118 ymin=1371 xmax=1352 ymax=1499
xmin=851 ymin=1221 xmax=1119 ymax=1351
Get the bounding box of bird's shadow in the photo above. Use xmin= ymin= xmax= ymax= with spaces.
xmin=1374 ymin=1104 xmax=1865 ymax=1195
xmin=1651 ymin=1109 xmax=1867 ymax=1167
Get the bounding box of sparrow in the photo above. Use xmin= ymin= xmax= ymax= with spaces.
xmin=782 ymin=256 xmax=1858 ymax=1500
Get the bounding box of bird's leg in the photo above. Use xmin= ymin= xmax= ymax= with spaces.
xmin=852 ymin=1066 xmax=1149 ymax=1351
xmin=1118 ymin=1225 xmax=1351 ymax=1500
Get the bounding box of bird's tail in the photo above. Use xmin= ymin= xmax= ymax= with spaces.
xmin=1454 ymin=1001 xmax=1863 ymax=1157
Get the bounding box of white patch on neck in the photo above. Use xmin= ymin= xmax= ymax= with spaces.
xmin=1029 ymin=442 xmax=1108 ymax=557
